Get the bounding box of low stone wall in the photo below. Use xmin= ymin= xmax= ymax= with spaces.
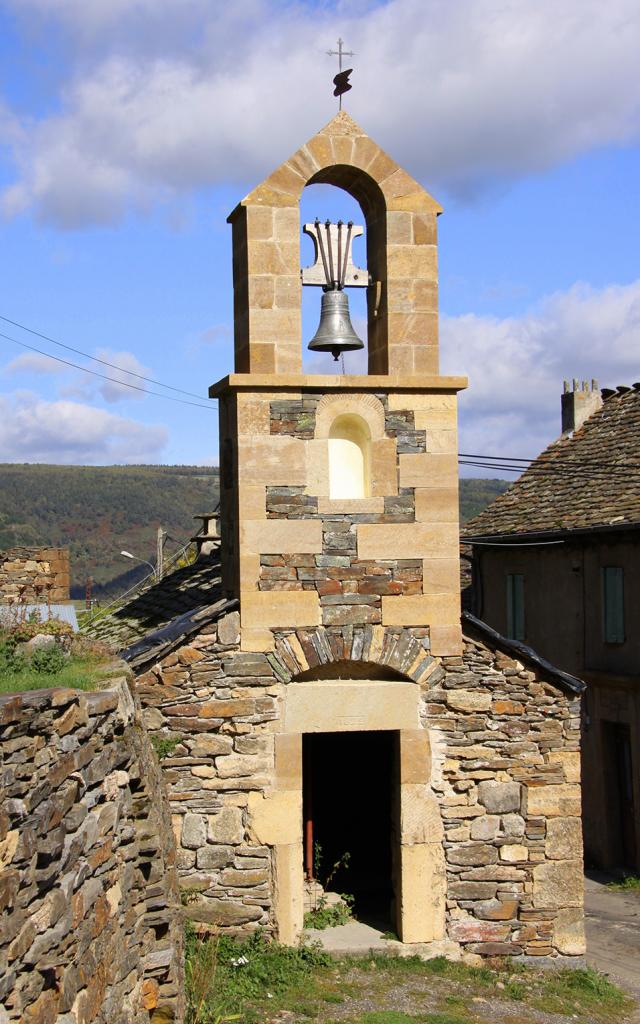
xmin=0 ymin=679 xmax=184 ymax=1023
xmin=0 ymin=546 xmax=70 ymax=604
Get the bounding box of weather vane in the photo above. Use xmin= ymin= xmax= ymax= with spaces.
xmin=327 ymin=37 xmax=354 ymax=110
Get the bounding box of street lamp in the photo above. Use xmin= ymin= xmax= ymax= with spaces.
xmin=120 ymin=550 xmax=156 ymax=579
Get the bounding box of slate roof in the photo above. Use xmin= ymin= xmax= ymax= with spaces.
xmin=463 ymin=385 xmax=640 ymax=539
xmin=84 ymin=551 xmax=227 ymax=651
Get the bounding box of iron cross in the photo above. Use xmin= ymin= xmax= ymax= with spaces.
xmin=327 ymin=37 xmax=355 ymax=109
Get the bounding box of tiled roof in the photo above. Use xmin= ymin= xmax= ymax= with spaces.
xmin=84 ymin=552 xmax=225 ymax=650
xmin=462 ymin=386 xmax=640 ymax=538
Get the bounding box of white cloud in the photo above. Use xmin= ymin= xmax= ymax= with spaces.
xmin=441 ymin=278 xmax=640 ymax=472
xmin=0 ymin=391 xmax=167 ymax=463
xmin=92 ymin=347 xmax=151 ymax=402
xmin=3 ymin=352 xmax=65 ymax=375
xmin=304 ymin=281 xmax=640 ymax=473
xmin=1 ymin=344 xmax=153 ymax=402
xmin=2 ymin=0 xmax=639 ymax=226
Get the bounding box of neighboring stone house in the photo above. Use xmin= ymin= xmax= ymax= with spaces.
xmin=88 ymin=112 xmax=586 ymax=960
xmin=463 ymin=381 xmax=640 ymax=873
xmin=0 ymin=546 xmax=70 ymax=605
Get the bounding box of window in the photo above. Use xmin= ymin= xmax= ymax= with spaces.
xmin=602 ymin=566 xmax=625 ymax=644
xmin=506 ymin=573 xmax=525 ymax=641
xmin=328 ymin=414 xmax=371 ymax=499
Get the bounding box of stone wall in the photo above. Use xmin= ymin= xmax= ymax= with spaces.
xmin=436 ymin=630 xmax=583 ymax=959
xmin=217 ymin=385 xmax=462 ymax=657
xmin=0 ymin=547 xmax=70 ymax=605
xmin=0 ymin=679 xmax=184 ymax=1023
xmin=132 ymin=609 xmax=584 ymax=960
xmin=260 ymin=394 xmax=425 ymax=628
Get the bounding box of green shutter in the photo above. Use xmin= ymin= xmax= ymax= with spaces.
xmin=602 ymin=567 xmax=625 ymax=644
xmin=506 ymin=574 xmax=525 ymax=641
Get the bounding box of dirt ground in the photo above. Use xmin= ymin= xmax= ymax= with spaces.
xmin=584 ymin=873 xmax=640 ymax=1019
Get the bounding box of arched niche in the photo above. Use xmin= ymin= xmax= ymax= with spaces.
xmin=328 ymin=413 xmax=371 ymax=499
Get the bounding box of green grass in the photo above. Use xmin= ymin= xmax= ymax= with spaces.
xmin=185 ymin=928 xmax=333 ymax=1024
xmin=184 ymin=934 xmax=635 ymax=1024
xmin=606 ymin=875 xmax=640 ymax=892
xmin=529 ymin=966 xmax=631 ymax=1019
xmin=0 ymin=653 xmax=116 ymax=693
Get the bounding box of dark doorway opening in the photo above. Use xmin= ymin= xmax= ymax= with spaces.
xmin=303 ymin=730 xmax=395 ymax=929
xmin=602 ymin=721 xmax=637 ymax=869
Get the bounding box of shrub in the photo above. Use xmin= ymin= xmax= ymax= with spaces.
xmin=31 ymin=643 xmax=67 ymax=675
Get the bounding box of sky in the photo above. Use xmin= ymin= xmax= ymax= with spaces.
xmin=0 ymin=0 xmax=639 ymax=475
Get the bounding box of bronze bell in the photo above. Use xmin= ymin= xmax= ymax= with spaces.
xmin=307 ymin=289 xmax=365 ymax=362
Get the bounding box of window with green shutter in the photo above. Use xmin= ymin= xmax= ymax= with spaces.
xmin=506 ymin=573 xmax=525 ymax=641
xmin=602 ymin=566 xmax=625 ymax=644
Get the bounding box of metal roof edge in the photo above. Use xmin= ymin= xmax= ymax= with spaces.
xmin=461 ymin=521 xmax=640 ymax=545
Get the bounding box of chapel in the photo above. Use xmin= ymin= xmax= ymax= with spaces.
xmin=89 ymin=112 xmax=586 ymax=959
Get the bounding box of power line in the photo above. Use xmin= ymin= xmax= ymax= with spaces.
xmin=0 ymin=313 xmax=208 ymax=401
xmin=0 ymin=331 xmax=214 ymax=411
xmin=460 ymin=454 xmax=640 ymax=473
xmin=459 ymin=452 xmax=532 ymax=463
xmin=1 ymin=317 xmax=636 ymax=471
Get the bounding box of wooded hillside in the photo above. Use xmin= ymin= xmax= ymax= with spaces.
xmin=0 ymin=464 xmax=219 ymax=598
xmin=0 ymin=465 xmax=508 ymax=598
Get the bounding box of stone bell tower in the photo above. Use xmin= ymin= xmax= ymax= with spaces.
xmin=210 ymin=111 xmax=467 ymax=658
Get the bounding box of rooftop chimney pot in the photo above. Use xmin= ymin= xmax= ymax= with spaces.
xmin=561 ymin=379 xmax=602 ymax=436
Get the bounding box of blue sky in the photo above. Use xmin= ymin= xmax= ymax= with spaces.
xmin=0 ymin=0 xmax=639 ymax=472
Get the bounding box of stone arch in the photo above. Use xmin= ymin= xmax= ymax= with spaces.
xmin=228 ymin=111 xmax=441 ymax=377
xmin=315 ymin=391 xmax=385 ymax=439
xmin=308 ymin=393 xmax=397 ymax=507
xmin=269 ymin=624 xmax=436 ymax=686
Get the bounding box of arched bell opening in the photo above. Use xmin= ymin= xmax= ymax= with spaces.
xmin=305 ymin=165 xmax=388 ymax=375
xmin=300 ymin=174 xmax=385 ymax=374
xmin=328 ymin=413 xmax=371 ymax=499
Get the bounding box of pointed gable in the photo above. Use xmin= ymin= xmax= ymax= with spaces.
xmin=227 ymin=112 xmax=443 ymax=376
xmin=240 ymin=111 xmax=441 ymax=216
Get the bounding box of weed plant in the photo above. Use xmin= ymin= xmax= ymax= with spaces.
xmin=151 ymin=735 xmax=182 ymax=760
xmin=606 ymin=875 xmax=640 ymax=891
xmin=305 ymin=846 xmax=355 ymax=931
xmin=185 ymin=927 xmax=331 ymax=1023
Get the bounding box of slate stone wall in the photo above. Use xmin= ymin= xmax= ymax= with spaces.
xmin=134 ymin=611 xmax=584 ymax=960
xmin=261 ymin=394 xmax=425 ymax=628
xmin=0 ymin=547 xmax=70 ymax=605
xmin=435 ymin=631 xmax=583 ymax=959
xmin=0 ymin=679 xmax=184 ymax=1023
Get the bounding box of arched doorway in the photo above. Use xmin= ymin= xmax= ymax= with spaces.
xmin=252 ymin=667 xmax=447 ymax=946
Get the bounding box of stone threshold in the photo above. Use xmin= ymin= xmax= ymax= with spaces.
xmin=303 ymin=920 xmax=462 ymax=960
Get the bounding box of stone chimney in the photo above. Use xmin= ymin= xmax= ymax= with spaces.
xmin=561 ymin=379 xmax=602 ymax=435
xmin=191 ymin=510 xmax=220 ymax=559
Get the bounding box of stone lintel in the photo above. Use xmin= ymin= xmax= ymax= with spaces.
xmin=209 ymin=373 xmax=468 ymax=398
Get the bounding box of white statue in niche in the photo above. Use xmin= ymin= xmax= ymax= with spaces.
xmin=328 ymin=414 xmax=371 ymax=499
